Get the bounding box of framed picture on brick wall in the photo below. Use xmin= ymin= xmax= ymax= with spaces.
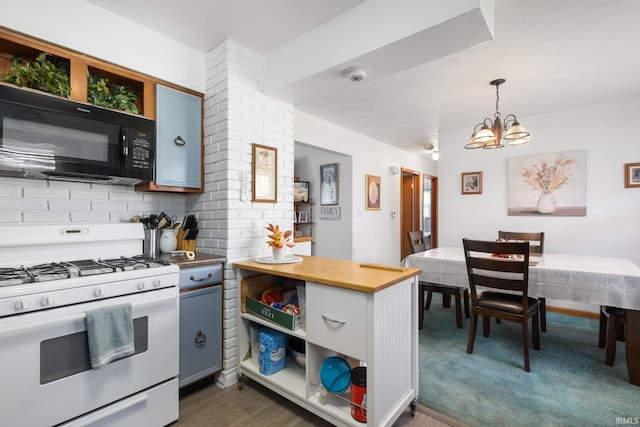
xmin=252 ymin=144 xmax=277 ymax=203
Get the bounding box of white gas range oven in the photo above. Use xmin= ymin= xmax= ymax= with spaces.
xmin=0 ymin=223 xmax=180 ymax=427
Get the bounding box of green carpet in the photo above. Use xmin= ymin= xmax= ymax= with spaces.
xmin=418 ymin=294 xmax=640 ymax=427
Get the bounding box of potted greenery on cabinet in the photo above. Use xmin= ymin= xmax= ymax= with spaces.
xmin=88 ymin=72 xmax=139 ymax=114
xmin=0 ymin=51 xmax=139 ymax=115
xmin=0 ymin=52 xmax=71 ymax=98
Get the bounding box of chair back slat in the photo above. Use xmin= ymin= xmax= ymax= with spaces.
xmin=471 ymin=273 xmax=526 ymax=292
xmin=498 ymin=231 xmax=544 ymax=256
xmin=467 ymin=256 xmax=528 ymax=274
xmin=407 ymin=231 xmax=427 ymax=254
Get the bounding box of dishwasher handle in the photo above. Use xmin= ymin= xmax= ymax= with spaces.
xmin=195 ymin=330 xmax=207 ymax=345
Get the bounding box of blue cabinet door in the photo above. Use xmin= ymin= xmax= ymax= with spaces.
xmin=155 ymin=85 xmax=201 ymax=188
xmin=179 ymin=285 xmax=222 ymax=387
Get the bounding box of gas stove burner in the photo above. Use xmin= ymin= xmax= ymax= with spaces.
xmin=0 ymin=263 xmax=73 ymax=286
xmin=0 ymin=267 xmax=31 ymax=286
xmin=62 ymin=260 xmax=116 ymax=277
xmin=29 ymin=263 xmax=73 ymax=282
xmin=100 ymin=256 xmax=171 ymax=272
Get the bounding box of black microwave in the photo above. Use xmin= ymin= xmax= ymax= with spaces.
xmin=0 ymin=84 xmax=154 ymax=185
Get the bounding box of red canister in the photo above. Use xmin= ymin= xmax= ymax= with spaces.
xmin=350 ymin=367 xmax=367 ymax=423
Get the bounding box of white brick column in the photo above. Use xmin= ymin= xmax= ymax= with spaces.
xmin=195 ymin=39 xmax=294 ymax=387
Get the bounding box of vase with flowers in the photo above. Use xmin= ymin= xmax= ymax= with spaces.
xmin=521 ymin=156 xmax=574 ymax=214
xmin=265 ymin=223 xmax=294 ymax=261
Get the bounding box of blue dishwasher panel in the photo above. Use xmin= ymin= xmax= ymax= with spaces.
xmin=179 ymin=285 xmax=222 ymax=387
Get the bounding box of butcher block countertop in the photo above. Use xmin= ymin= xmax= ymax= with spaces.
xmin=233 ymin=255 xmax=421 ymax=293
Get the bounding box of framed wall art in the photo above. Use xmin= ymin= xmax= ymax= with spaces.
xmin=624 ymin=162 xmax=640 ymax=188
xmin=320 ymin=163 xmax=338 ymax=205
xmin=252 ymin=144 xmax=277 ymax=203
xmin=507 ymin=150 xmax=587 ymax=216
xmin=461 ymin=171 xmax=482 ymax=195
xmin=365 ymin=174 xmax=381 ymax=210
xmin=294 ymin=181 xmax=309 ymax=203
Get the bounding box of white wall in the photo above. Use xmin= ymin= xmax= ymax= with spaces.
xmin=1 ymin=0 xmax=204 ymax=92
xmin=294 ymin=110 xmax=436 ymax=264
xmin=294 ymin=143 xmax=353 ymax=260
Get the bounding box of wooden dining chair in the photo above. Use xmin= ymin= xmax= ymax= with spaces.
xmin=463 ymin=238 xmax=541 ymax=372
xmin=408 ymin=231 xmax=469 ymax=329
xmin=498 ymin=231 xmax=547 ymax=332
xmin=598 ymin=305 xmax=627 ymax=366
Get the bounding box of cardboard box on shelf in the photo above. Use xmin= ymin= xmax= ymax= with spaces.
xmin=246 ymin=296 xmax=302 ymax=330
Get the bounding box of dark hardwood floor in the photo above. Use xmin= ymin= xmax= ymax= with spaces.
xmin=173 ymin=377 xmax=461 ymax=427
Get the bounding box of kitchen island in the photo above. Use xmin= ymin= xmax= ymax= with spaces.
xmin=233 ymin=255 xmax=421 ymax=427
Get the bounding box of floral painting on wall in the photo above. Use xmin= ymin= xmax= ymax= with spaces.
xmin=507 ymin=150 xmax=587 ymax=216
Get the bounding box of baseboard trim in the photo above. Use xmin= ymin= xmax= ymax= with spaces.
xmin=547 ymin=305 xmax=599 ymax=319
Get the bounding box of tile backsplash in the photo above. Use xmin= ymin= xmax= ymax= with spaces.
xmin=0 ymin=176 xmax=187 ymax=224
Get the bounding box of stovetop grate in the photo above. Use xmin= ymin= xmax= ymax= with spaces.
xmin=0 ymin=256 xmax=171 ymax=287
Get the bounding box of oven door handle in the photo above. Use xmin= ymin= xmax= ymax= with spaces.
xmin=62 ymin=392 xmax=149 ymax=426
xmin=0 ymin=295 xmax=176 ymax=337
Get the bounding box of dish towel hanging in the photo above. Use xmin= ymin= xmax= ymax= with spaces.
xmin=85 ymin=303 xmax=135 ymax=370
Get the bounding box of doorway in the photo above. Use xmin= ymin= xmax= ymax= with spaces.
xmin=400 ymin=169 xmax=437 ymax=261
xmin=423 ymin=174 xmax=438 ymax=249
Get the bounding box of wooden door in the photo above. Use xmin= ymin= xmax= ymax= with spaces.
xmin=400 ymin=170 xmax=421 ymax=260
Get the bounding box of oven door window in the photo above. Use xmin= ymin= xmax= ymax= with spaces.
xmin=40 ymin=317 xmax=148 ymax=385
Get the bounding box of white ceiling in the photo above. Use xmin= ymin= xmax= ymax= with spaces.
xmin=87 ymin=0 xmax=640 ymax=157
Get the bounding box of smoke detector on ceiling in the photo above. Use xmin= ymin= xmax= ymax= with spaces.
xmin=342 ymin=66 xmax=367 ymax=82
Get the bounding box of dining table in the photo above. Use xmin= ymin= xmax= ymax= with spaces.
xmin=407 ymin=247 xmax=640 ymax=386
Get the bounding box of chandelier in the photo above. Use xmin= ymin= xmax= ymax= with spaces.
xmin=465 ymin=79 xmax=531 ymax=149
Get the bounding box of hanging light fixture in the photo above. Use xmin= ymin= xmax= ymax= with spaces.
xmin=465 ymin=79 xmax=531 ymax=149
xmin=425 ymin=144 xmax=439 ymax=161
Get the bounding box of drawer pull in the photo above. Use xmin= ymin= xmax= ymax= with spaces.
xmin=190 ymin=273 xmax=213 ymax=282
xmin=322 ymin=314 xmax=347 ymax=325
xmin=174 ymin=136 xmax=186 ymax=146
xmin=195 ymin=330 xmax=207 ymax=345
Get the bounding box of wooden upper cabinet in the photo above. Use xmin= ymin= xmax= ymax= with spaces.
xmin=0 ymin=27 xmax=204 ymax=193
xmin=0 ymin=27 xmax=155 ymax=118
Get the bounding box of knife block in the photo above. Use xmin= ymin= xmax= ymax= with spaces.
xmin=176 ymin=228 xmax=196 ymax=251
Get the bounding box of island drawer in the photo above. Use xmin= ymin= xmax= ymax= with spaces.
xmin=306 ymin=282 xmax=367 ymax=360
